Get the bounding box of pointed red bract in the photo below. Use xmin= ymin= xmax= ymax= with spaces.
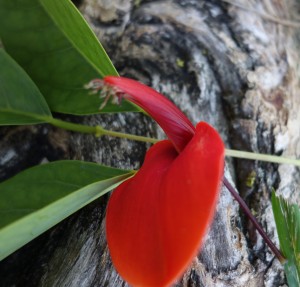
xmin=104 ymin=76 xmax=195 ymax=152
xmin=106 ymin=122 xmax=224 ymax=287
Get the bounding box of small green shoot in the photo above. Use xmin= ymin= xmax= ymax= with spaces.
xmin=272 ymin=192 xmax=300 ymax=286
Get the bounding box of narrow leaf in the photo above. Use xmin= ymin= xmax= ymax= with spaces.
xmin=0 ymin=160 xmax=132 ymax=260
xmin=272 ymin=192 xmax=300 ymax=286
xmin=0 ymin=48 xmax=52 ymax=125
xmin=0 ymin=0 xmax=137 ymax=114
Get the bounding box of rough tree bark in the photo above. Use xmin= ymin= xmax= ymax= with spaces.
xmin=0 ymin=0 xmax=299 ymax=286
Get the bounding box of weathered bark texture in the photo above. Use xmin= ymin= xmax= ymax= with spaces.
xmin=1 ymin=0 xmax=300 ymax=286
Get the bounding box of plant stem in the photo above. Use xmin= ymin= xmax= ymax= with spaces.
xmin=223 ymin=177 xmax=286 ymax=264
xmin=48 ymin=118 xmax=98 ymax=134
xmin=48 ymin=118 xmax=300 ymax=166
xmin=225 ymin=149 xmax=300 ymax=167
xmin=100 ymin=128 xmax=159 ymax=143
xmin=48 ymin=118 xmax=159 ymax=143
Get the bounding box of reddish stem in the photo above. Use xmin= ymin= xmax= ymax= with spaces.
xmin=223 ymin=177 xmax=286 ymax=264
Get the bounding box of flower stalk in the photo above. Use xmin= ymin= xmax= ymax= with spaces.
xmin=223 ymin=177 xmax=286 ymax=264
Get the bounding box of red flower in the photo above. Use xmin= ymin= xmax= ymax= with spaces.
xmin=102 ymin=77 xmax=224 ymax=286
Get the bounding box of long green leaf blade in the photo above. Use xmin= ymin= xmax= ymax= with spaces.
xmin=0 ymin=0 xmax=137 ymax=114
xmin=272 ymin=192 xmax=300 ymax=286
xmin=40 ymin=0 xmax=117 ymax=78
xmin=0 ymin=48 xmax=52 ymax=125
xmin=0 ymin=161 xmax=132 ymax=260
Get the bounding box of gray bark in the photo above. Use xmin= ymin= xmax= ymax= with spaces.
xmin=1 ymin=0 xmax=300 ymax=286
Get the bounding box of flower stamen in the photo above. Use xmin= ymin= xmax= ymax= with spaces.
xmin=85 ymin=79 xmax=126 ymax=110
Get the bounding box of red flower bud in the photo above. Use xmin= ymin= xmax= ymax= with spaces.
xmin=102 ymin=77 xmax=224 ymax=286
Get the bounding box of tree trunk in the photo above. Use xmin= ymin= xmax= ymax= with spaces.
xmin=1 ymin=0 xmax=299 ymax=286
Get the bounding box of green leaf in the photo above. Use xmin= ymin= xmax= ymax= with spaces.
xmin=0 ymin=0 xmax=137 ymax=115
xmin=0 ymin=48 xmax=52 ymax=125
xmin=272 ymin=192 xmax=300 ymax=286
xmin=0 ymin=161 xmax=133 ymax=260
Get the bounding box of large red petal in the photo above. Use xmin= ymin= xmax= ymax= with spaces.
xmin=104 ymin=76 xmax=195 ymax=152
xmin=106 ymin=122 xmax=224 ymax=287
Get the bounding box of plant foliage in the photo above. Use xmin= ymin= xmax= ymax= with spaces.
xmin=272 ymin=192 xmax=300 ymax=286
xmin=0 ymin=161 xmax=133 ymax=260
